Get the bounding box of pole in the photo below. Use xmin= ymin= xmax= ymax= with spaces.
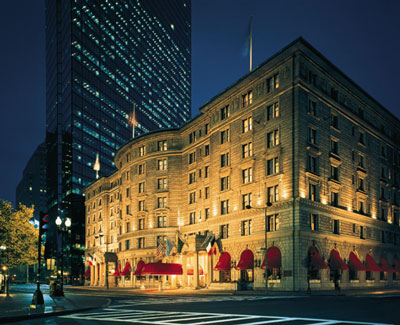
xmin=31 ymin=226 xmax=44 ymax=307
xmin=249 ymin=16 xmax=253 ymax=72
xmin=60 ymin=228 xmax=64 ymax=295
xmin=105 ymin=240 xmax=109 ymax=290
xmin=264 ymin=206 xmax=268 ymax=292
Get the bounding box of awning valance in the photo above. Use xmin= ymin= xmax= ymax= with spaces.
xmin=380 ymin=257 xmax=395 ymax=272
xmin=329 ymin=249 xmax=348 ymax=271
xmin=348 ymin=252 xmax=367 ymax=271
xmin=133 ymin=260 xmax=145 ymax=276
xmin=113 ymin=264 xmax=121 ymax=277
xmin=214 ymin=252 xmax=231 ymax=271
xmin=120 ymin=262 xmax=131 ymax=276
xmin=308 ymin=246 xmax=328 ymax=270
xmin=187 ymin=265 xmax=204 ymax=275
xmin=262 ymin=246 xmax=282 ymax=269
xmin=393 ymin=258 xmax=400 ymax=272
xmin=366 ymin=254 xmax=383 ymax=272
xmin=236 ymin=249 xmax=254 ymax=270
xmin=83 ymin=268 xmax=90 ymax=278
xmin=141 ymin=261 xmax=183 ymax=275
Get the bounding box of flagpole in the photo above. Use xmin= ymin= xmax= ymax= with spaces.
xmin=249 ymin=16 xmax=253 ymax=72
xmin=132 ymin=103 xmax=136 ymax=139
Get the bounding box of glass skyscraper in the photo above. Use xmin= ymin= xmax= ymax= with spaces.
xmin=45 ymin=0 xmax=191 ymax=281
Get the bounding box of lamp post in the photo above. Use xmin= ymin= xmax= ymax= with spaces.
xmin=55 ymin=216 xmax=71 ymax=296
xmin=246 ymin=201 xmax=272 ymax=292
xmin=98 ymin=232 xmax=109 ymax=289
xmin=0 ymin=245 xmax=10 ymax=298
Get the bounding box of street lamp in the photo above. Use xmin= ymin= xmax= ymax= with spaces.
xmin=98 ymin=231 xmax=109 ymax=289
xmin=55 ymin=216 xmax=71 ymax=296
xmin=246 ymin=201 xmax=272 ymax=292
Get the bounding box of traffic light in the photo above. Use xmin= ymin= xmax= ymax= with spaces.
xmin=39 ymin=211 xmax=49 ymax=238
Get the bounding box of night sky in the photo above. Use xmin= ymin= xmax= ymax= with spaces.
xmin=1 ymin=0 xmax=400 ymax=204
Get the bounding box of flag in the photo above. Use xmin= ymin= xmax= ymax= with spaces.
xmin=202 ymin=234 xmax=215 ymax=254
xmin=128 ymin=103 xmax=137 ymax=139
xmin=93 ymin=152 xmax=100 ymax=179
xmin=157 ymin=240 xmax=165 ymax=257
xmin=242 ymin=17 xmax=252 ymax=57
xmin=215 ymin=236 xmax=223 ymax=254
xmin=166 ymin=239 xmax=174 ymax=257
xmin=177 ymin=236 xmax=184 ymax=254
xmin=208 ymin=239 xmax=218 ymax=256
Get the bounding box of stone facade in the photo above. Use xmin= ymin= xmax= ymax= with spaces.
xmin=84 ymin=38 xmax=400 ymax=291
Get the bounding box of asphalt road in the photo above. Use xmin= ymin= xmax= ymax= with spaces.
xmin=11 ymin=289 xmax=399 ymax=325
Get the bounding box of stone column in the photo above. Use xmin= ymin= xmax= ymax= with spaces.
xmin=207 ymin=254 xmax=212 ymax=286
xmin=194 ymin=251 xmax=199 ymax=289
xmin=182 ymin=255 xmax=188 ymax=288
xmin=90 ymin=265 xmax=95 ymax=286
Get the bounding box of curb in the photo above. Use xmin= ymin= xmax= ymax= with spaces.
xmin=0 ymin=297 xmax=112 ymax=323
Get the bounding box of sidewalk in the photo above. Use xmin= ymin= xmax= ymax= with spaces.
xmin=0 ymin=287 xmax=110 ymax=323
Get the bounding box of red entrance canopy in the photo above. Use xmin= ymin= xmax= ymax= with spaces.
xmin=380 ymin=257 xmax=395 ymax=272
xmin=113 ymin=264 xmax=121 ymax=277
xmin=261 ymin=246 xmax=282 ymax=269
xmin=133 ymin=260 xmax=145 ymax=276
xmin=214 ymin=252 xmax=231 ymax=271
xmin=236 ymin=249 xmax=254 ymax=270
xmin=120 ymin=262 xmax=131 ymax=276
xmin=82 ymin=268 xmax=90 ymax=278
xmin=329 ymin=249 xmax=349 ymax=271
xmin=187 ymin=265 xmax=204 ymax=275
xmin=348 ymin=252 xmax=367 ymax=271
xmin=141 ymin=261 xmax=183 ymax=275
xmin=393 ymin=258 xmax=400 ymax=272
xmin=308 ymin=246 xmax=328 ymax=270
xmin=366 ymin=254 xmax=383 ymax=272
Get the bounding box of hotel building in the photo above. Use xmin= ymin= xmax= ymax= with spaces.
xmin=84 ymin=38 xmax=400 ymax=291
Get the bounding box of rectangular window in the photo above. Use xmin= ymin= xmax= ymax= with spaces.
xmin=308 ymin=156 xmax=318 ymax=174
xmin=242 ymin=193 xmax=252 ymax=210
xmin=189 ymin=212 xmax=196 ymax=224
xmin=267 ymin=214 xmax=279 ymax=232
xmin=309 ymin=184 xmax=317 ymax=201
xmin=189 ymin=131 xmax=196 ymax=144
xmin=242 ymin=117 xmax=253 ymax=133
xmin=267 ymin=73 xmax=279 ymax=92
xmin=242 ymin=90 xmax=253 ymax=107
xmin=267 ymin=102 xmax=279 ymax=120
xmin=157 ymin=159 xmax=167 ymax=170
xmin=189 ymin=152 xmax=196 ymax=164
xmin=126 ymin=188 xmax=130 ymax=198
xmin=204 ymin=166 xmax=209 ymax=178
xmin=267 ymin=185 xmax=279 ymax=203
xmin=220 ymin=129 xmax=230 ymax=144
xmin=126 ymin=205 xmax=131 ymax=215
xmin=205 ymin=123 xmax=209 ymax=135
xmin=358 ymin=154 xmax=365 ymax=168
xmin=157 ymin=215 xmax=166 ymax=228
xmin=125 ymin=239 xmax=130 ymax=250
xmin=221 ymin=200 xmax=229 ymax=215
xmin=308 ymin=128 xmax=317 ymax=144
xmin=205 ymin=208 xmax=210 ymax=220
xmin=126 ymin=222 xmax=130 ymax=233
xmin=189 ymin=192 xmax=196 ymax=204
xmin=220 ymin=153 xmax=229 ymax=167
xmin=242 ymin=142 xmax=253 ymax=158
xmin=157 ymin=178 xmax=167 ymax=190
xmin=189 ymin=171 xmax=196 ymax=184
xmin=157 ymin=197 xmax=167 ymax=208
xmin=138 ymin=163 xmax=145 ymax=175
xmin=138 ymin=145 xmax=146 ymax=157
xmin=331 ymin=114 xmax=339 ymax=129
xmin=205 ymin=144 xmax=210 ymax=156
xmin=267 ymin=130 xmax=279 ymax=148
xmin=158 ymin=140 xmax=167 ymax=151
xmin=205 ymin=187 xmax=210 ymax=199
xmin=220 ymin=176 xmax=230 ymax=191
xmin=330 ymin=139 xmax=339 ymax=155
xmin=138 ymin=200 xmax=145 ymax=211
xmin=138 ymin=218 xmax=145 ymax=230
xmin=241 ymin=220 xmax=252 ymax=236
xmin=267 ymin=157 xmax=279 ymax=175
xmin=242 ymin=167 xmax=253 ymax=184
xmin=310 ymin=214 xmax=319 ymax=231
xmin=333 ymin=219 xmax=340 ymax=234
xmin=358 ymin=178 xmax=365 ymax=191
xmin=220 ymin=224 xmax=229 ymax=239
xmin=360 ymin=226 xmax=365 ymax=239
xmin=138 ymin=182 xmax=145 ymax=193
xmin=331 ymin=192 xmax=339 ymax=207
xmin=220 ymin=105 xmax=229 ymax=120
xmin=330 ymin=166 xmax=339 ymax=181
xmin=308 ymin=100 xmax=317 ymax=116
xmin=358 ymin=132 xmax=365 ymax=145
xmin=138 ymin=237 xmax=145 ymax=248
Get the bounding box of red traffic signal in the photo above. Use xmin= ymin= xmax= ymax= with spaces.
xmin=39 ymin=211 xmax=49 ymax=236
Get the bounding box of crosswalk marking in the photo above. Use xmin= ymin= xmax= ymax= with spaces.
xmin=61 ymin=308 xmax=392 ymax=325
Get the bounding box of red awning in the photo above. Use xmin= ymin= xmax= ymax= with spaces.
xmin=308 ymin=246 xmax=328 ymax=270
xmin=366 ymin=254 xmax=383 ymax=272
xmin=380 ymin=257 xmax=395 ymax=272
xmin=236 ymin=249 xmax=254 ymax=270
xmin=214 ymin=252 xmax=231 ymax=271
xmin=83 ymin=268 xmax=90 ymax=278
xmin=393 ymin=258 xmax=400 ymax=272
xmin=329 ymin=249 xmax=349 ymax=271
xmin=141 ymin=261 xmax=183 ymax=275
xmin=133 ymin=260 xmax=145 ymax=276
xmin=261 ymin=246 xmax=282 ymax=269
xmin=120 ymin=262 xmax=131 ymax=276
xmin=348 ymin=252 xmax=367 ymax=271
xmin=113 ymin=264 xmax=121 ymax=277
xmin=187 ymin=265 xmax=204 ymax=275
